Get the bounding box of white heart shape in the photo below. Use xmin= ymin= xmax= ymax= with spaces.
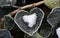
xmin=23 ymin=13 xmax=37 ymax=28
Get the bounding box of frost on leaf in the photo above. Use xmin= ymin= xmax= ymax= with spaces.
xmin=3 ymin=15 xmax=14 ymax=30
xmin=47 ymin=7 xmax=60 ymax=27
xmin=0 ymin=29 xmax=13 ymax=38
xmin=0 ymin=0 xmax=16 ymax=7
xmin=14 ymin=8 xmax=44 ymax=36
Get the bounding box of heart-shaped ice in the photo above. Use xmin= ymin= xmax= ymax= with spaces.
xmin=23 ymin=13 xmax=37 ymax=28
xmin=14 ymin=7 xmax=44 ymax=36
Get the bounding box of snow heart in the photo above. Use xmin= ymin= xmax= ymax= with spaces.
xmin=14 ymin=8 xmax=44 ymax=36
xmin=23 ymin=13 xmax=37 ymax=28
